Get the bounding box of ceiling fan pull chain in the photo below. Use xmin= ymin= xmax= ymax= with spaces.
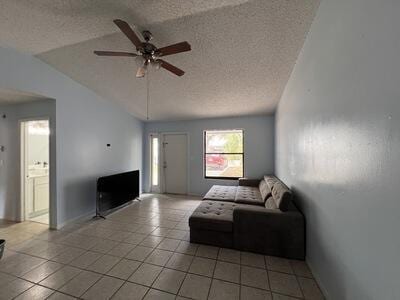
xmin=146 ymin=67 xmax=150 ymax=120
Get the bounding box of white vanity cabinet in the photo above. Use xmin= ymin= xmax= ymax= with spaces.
xmin=27 ymin=175 xmax=49 ymax=217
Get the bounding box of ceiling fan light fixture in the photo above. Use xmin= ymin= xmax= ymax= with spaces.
xmin=136 ymin=67 xmax=146 ymax=78
xmin=135 ymin=55 xmax=145 ymax=67
xmin=152 ymin=60 xmax=161 ymax=70
xmin=136 ymin=60 xmax=149 ymax=78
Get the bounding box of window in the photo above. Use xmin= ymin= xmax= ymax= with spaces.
xmin=150 ymin=135 xmax=159 ymax=188
xmin=204 ymin=129 xmax=244 ymax=179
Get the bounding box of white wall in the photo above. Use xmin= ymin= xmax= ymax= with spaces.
xmin=0 ymin=46 xmax=143 ymax=228
xmin=276 ymin=0 xmax=400 ymax=299
xmin=144 ymin=115 xmax=275 ymax=195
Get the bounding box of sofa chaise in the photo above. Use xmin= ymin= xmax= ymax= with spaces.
xmin=189 ymin=175 xmax=305 ymax=260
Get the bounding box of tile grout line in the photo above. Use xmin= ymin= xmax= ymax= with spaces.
xmin=293 ymin=272 xmax=306 ymax=299
xmin=176 ymin=246 xmax=197 ymax=298
xmin=205 ymin=247 xmax=220 ymax=299
xmin=264 ymin=255 xmax=271 ymax=295
xmin=239 ymin=251 xmax=242 ymax=299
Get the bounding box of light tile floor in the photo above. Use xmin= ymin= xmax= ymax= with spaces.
xmin=0 ymin=194 xmax=324 ymax=299
xmin=29 ymin=213 xmax=49 ymax=225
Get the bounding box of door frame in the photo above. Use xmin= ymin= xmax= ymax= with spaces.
xmin=19 ymin=117 xmax=53 ymax=227
xmin=148 ymin=132 xmax=190 ymax=194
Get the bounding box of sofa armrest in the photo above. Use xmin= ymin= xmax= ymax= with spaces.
xmin=238 ymin=178 xmax=260 ymax=187
xmin=233 ymin=205 xmax=305 ymax=259
xmin=233 ymin=206 xmax=304 ymax=230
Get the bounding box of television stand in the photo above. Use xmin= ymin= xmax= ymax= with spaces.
xmin=92 ymin=213 xmax=106 ymax=220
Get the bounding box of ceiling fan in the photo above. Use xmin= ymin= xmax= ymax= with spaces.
xmin=94 ymin=19 xmax=191 ymax=78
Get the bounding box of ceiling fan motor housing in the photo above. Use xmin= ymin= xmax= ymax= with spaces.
xmin=142 ymin=30 xmax=153 ymax=42
xmin=142 ymin=42 xmax=157 ymax=55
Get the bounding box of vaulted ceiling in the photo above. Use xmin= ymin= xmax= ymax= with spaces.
xmin=0 ymin=0 xmax=320 ymax=121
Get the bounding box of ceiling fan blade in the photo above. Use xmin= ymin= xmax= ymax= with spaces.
xmin=156 ymin=41 xmax=191 ymax=57
xmin=94 ymin=50 xmax=137 ymax=57
xmin=157 ymin=59 xmax=185 ymax=76
xmin=113 ymin=19 xmax=142 ymax=49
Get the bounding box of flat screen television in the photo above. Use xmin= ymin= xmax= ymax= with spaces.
xmin=96 ymin=170 xmax=139 ymax=217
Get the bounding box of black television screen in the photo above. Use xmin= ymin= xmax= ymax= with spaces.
xmin=96 ymin=170 xmax=139 ymax=215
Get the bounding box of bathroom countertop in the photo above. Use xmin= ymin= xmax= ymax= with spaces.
xmin=28 ymin=173 xmax=49 ymax=179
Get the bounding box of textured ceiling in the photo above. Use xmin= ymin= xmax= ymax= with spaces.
xmin=0 ymin=0 xmax=250 ymax=54
xmin=0 ymin=88 xmax=50 ymax=105
xmin=0 ymin=0 xmax=320 ymax=121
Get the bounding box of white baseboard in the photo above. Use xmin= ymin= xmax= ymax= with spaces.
xmin=55 ymin=209 xmax=95 ymax=230
xmin=187 ymin=193 xmax=202 ymax=197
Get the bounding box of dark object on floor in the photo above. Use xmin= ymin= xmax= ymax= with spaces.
xmin=0 ymin=239 xmax=5 ymax=260
xmin=95 ymin=170 xmax=140 ymax=218
xmin=189 ymin=175 xmax=305 ymax=260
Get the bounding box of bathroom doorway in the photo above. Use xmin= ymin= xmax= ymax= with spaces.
xmin=20 ymin=119 xmax=50 ymax=225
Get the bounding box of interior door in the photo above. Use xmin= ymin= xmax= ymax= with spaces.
xmin=163 ymin=133 xmax=188 ymax=194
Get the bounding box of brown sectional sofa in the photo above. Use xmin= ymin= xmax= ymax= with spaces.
xmin=189 ymin=175 xmax=305 ymax=259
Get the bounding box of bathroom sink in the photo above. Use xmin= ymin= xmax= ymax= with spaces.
xmin=28 ymin=166 xmax=49 ymax=177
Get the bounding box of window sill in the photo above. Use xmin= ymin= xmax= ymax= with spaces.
xmin=204 ymin=176 xmax=240 ymax=180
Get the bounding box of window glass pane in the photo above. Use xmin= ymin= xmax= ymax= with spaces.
xmin=205 ymin=130 xmax=243 ymax=153
xmin=151 ymin=137 xmax=159 ymax=186
xmin=205 ymin=154 xmax=243 ymax=178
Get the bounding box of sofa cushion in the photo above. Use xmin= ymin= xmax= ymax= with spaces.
xmin=238 ymin=178 xmax=260 ymax=187
xmin=265 ymin=196 xmax=278 ymax=210
xmin=259 ymin=179 xmax=271 ymax=201
xmin=234 ymin=186 xmax=264 ymax=206
xmin=189 ymin=201 xmax=235 ymax=232
xmin=203 ymin=185 xmax=237 ymax=202
xmin=271 ymin=181 xmax=292 ymax=211
xmin=264 ymin=175 xmax=279 ymax=191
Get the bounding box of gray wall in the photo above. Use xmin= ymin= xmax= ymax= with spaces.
xmin=0 ymin=46 xmax=143 ymax=228
xmin=276 ymin=0 xmax=400 ymax=299
xmin=0 ymin=100 xmax=56 ymax=220
xmin=144 ymin=115 xmax=275 ymax=195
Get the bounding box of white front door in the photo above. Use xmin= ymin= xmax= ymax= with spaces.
xmin=163 ymin=133 xmax=188 ymax=194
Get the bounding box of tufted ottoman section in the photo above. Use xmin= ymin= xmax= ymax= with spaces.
xmin=189 ymin=200 xmax=236 ymax=248
xmin=189 ymin=200 xmax=236 ymax=232
xmin=203 ymin=185 xmax=237 ymax=202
